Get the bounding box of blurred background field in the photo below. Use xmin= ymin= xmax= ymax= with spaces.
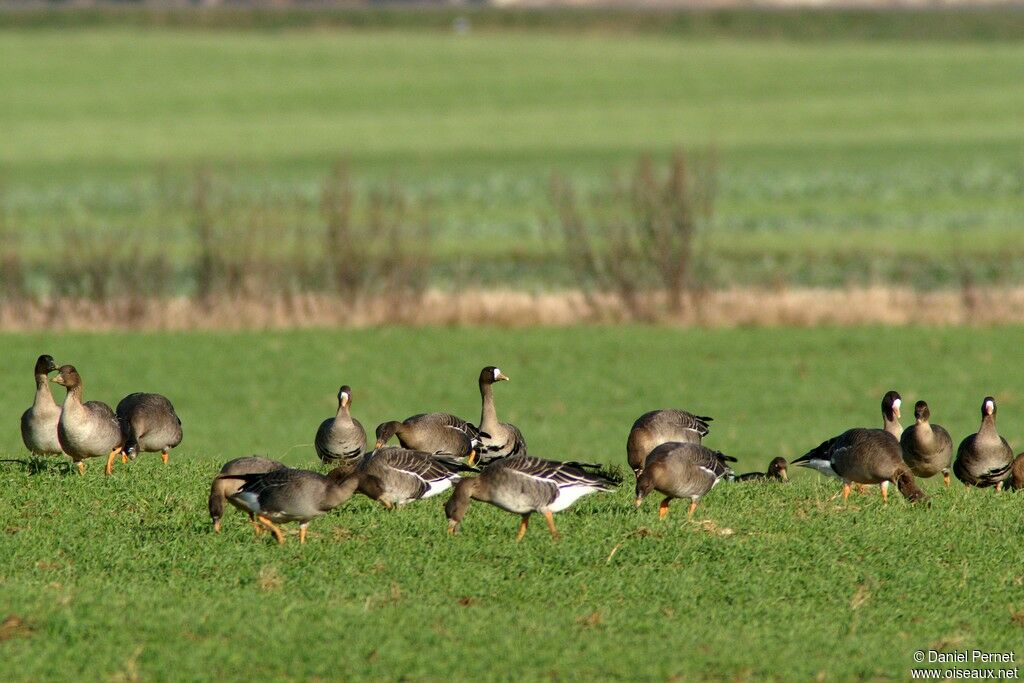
xmin=1 ymin=7 xmax=1023 ymax=316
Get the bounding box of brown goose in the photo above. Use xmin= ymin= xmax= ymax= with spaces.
xmin=220 ymin=466 xmax=360 ymax=544
xmin=1011 ymin=452 xmax=1024 ymax=491
xmin=116 ymin=393 xmax=182 ymax=464
xmin=445 ymin=456 xmax=619 ymax=540
xmin=793 ymin=391 xmax=925 ymax=504
xmin=52 ymin=365 xmax=124 ymax=475
xmin=20 ymin=355 xmax=62 ymax=456
xmin=953 ymin=397 xmax=1013 ymax=490
xmin=635 ymin=442 xmax=735 ymax=518
xmin=208 ymin=456 xmax=286 ymax=533
xmin=734 ymin=457 xmax=788 ymax=482
xmin=626 ymin=409 xmax=712 ymax=476
xmin=315 ymin=385 xmax=367 ymax=467
xmin=356 ymin=446 xmax=474 ymax=508
xmin=900 ymin=400 xmax=953 ymax=486
xmin=375 ymin=413 xmax=480 ymax=464
xmin=476 ymin=366 xmax=526 ymax=463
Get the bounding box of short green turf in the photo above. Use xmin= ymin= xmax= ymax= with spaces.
xmin=1 ymin=327 xmax=1022 ymax=681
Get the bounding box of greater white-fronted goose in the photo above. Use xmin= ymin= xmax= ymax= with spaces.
xmin=116 ymin=392 xmax=182 ymax=464
xmin=635 ymin=442 xmax=735 ymax=518
xmin=626 ymin=409 xmax=712 ymax=476
xmin=52 ymin=365 xmax=124 ymax=475
xmin=900 ymin=400 xmax=953 ymax=487
xmin=1011 ymin=452 xmax=1024 ymax=491
xmin=476 ymin=366 xmax=526 ymax=463
xmin=221 ymin=466 xmax=360 ymax=544
xmin=375 ymin=413 xmax=480 ymax=464
xmin=953 ymin=397 xmax=1013 ymax=490
xmin=793 ymin=392 xmax=926 ymax=504
xmin=734 ymin=457 xmax=788 ymax=482
xmin=445 ymin=456 xmax=619 ymax=540
xmin=315 ymin=385 xmax=367 ymax=467
xmin=208 ymin=456 xmax=287 ymax=533
xmin=356 ymin=446 xmax=474 ymax=508
xmin=20 ymin=355 xmax=62 ymax=457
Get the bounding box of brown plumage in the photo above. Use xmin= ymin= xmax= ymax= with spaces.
xmin=626 ymin=409 xmax=712 ymax=476
xmin=116 ymin=392 xmax=183 ymax=464
xmin=315 ymin=385 xmax=367 ymax=467
xmin=375 ymin=413 xmax=480 ymax=464
xmin=634 ymin=442 xmax=735 ymax=519
xmin=208 ymin=456 xmax=286 ymax=533
xmin=20 ymin=354 xmax=62 ymax=456
xmin=954 ymin=397 xmax=1013 ymax=490
xmin=734 ymin=457 xmax=788 ymax=482
xmin=900 ymin=400 xmax=953 ymax=486
xmin=476 ymin=366 xmax=527 ymax=463
xmin=52 ymin=365 xmax=124 ymax=475
xmin=1011 ymin=452 xmax=1024 ymax=491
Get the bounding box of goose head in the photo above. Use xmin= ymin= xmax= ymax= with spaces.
xmin=914 ymin=400 xmax=931 ymax=424
xmin=374 ymin=421 xmax=401 ymax=450
xmin=34 ymin=355 xmax=58 ymax=377
xmin=51 ymin=365 xmax=83 ymax=391
xmin=982 ymin=396 xmax=996 ymax=418
xmin=479 ymin=366 xmax=510 ymax=385
xmin=882 ymin=391 xmax=902 ymax=422
xmin=337 ymin=385 xmax=353 ymax=410
xmin=767 ymin=457 xmax=789 ymax=481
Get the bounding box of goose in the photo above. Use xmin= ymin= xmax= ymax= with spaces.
xmin=315 ymin=385 xmax=366 ymax=467
xmin=356 ymin=446 xmax=475 ymax=508
xmin=733 ymin=457 xmax=788 ymax=482
xmin=116 ymin=393 xmax=183 ymax=464
xmin=900 ymin=400 xmax=953 ymax=487
xmin=1010 ymin=452 xmax=1024 ymax=491
xmin=220 ymin=466 xmax=360 ymax=544
xmin=953 ymin=397 xmax=1013 ymax=490
xmin=375 ymin=413 xmax=481 ymax=464
xmin=626 ymin=409 xmax=712 ymax=476
xmin=20 ymin=355 xmax=62 ymax=457
xmin=51 ymin=365 xmax=124 ymax=475
xmin=634 ymin=442 xmax=735 ymax=518
xmin=476 ymin=366 xmax=526 ymax=463
xmin=445 ymin=456 xmax=619 ymax=540
xmin=208 ymin=456 xmax=286 ymax=533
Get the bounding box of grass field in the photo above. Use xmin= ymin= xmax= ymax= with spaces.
xmin=2 ymin=25 xmax=1024 ymax=288
xmin=2 ymin=327 xmax=1023 ymax=681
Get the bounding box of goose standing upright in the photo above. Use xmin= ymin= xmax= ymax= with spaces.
xmin=476 ymin=366 xmax=526 ymax=463
xmin=626 ymin=409 xmax=713 ymax=476
xmin=208 ymin=456 xmax=286 ymax=533
xmin=52 ymin=365 xmax=124 ymax=475
xmin=792 ymin=391 xmax=925 ymax=504
xmin=315 ymin=385 xmax=367 ymax=467
xmin=634 ymin=442 xmax=735 ymax=518
xmin=20 ymin=355 xmax=63 ymax=457
xmin=375 ymin=413 xmax=480 ymax=464
xmin=900 ymin=400 xmax=953 ymax=487
xmin=116 ymin=392 xmax=183 ymax=464
xmin=953 ymin=397 xmax=1013 ymax=490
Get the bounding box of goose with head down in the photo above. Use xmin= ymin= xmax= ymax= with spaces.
xmin=375 ymin=413 xmax=481 ymax=465
xmin=116 ymin=392 xmax=183 ymax=465
xmin=445 ymin=456 xmax=619 ymax=540
xmin=475 ymin=366 xmax=526 ymax=464
xmin=20 ymin=354 xmax=62 ymax=457
xmin=734 ymin=457 xmax=788 ymax=482
xmin=356 ymin=446 xmax=475 ymax=508
xmin=208 ymin=456 xmax=287 ymax=533
xmin=900 ymin=400 xmax=953 ymax=487
xmin=315 ymin=385 xmax=366 ymax=467
xmin=626 ymin=409 xmax=712 ymax=477
xmin=953 ymin=397 xmax=1013 ymax=490
xmin=635 ymin=442 xmax=735 ymax=518
xmin=52 ymin=365 xmax=124 ymax=475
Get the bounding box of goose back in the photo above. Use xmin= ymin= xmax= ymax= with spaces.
xmin=627 ymin=409 xmax=712 ymax=474
xmin=377 ymin=412 xmax=479 ymax=460
xmin=637 ymin=442 xmax=734 ymax=503
xmin=358 ymin=447 xmax=469 ymax=505
xmin=116 ymin=392 xmax=183 ymax=458
xmin=208 ymin=456 xmax=286 ymax=528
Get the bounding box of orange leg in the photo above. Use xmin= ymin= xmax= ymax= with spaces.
xmin=842 ymin=482 xmax=852 ymax=503
xmin=880 ymin=481 xmax=889 ymax=504
xmin=658 ymin=498 xmax=671 ymax=519
xmin=105 ymin=447 xmax=122 ymax=476
xmin=943 ymin=471 xmax=950 ymax=488
xmin=299 ymin=523 xmax=308 ymax=545
xmin=516 ymin=515 xmax=529 ymax=541
xmin=213 ymin=519 xmax=222 ymax=534
xmin=76 ymin=461 xmax=86 ymax=475
xmin=543 ymin=510 xmax=559 ymax=540
xmin=996 ymin=481 xmax=1004 ymax=492
xmin=249 ymin=513 xmax=263 ymax=536
xmin=687 ymin=500 xmax=698 ymax=518
xmin=257 ymin=515 xmax=285 ymax=545
xmin=161 ymin=451 xmax=169 ymax=465
xmin=121 ymin=453 xmax=129 ymax=464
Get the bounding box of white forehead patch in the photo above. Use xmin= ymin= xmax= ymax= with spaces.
xmin=985 ymin=400 xmax=994 ymax=411
xmin=892 ymin=398 xmax=901 ymax=409
xmin=493 ymin=368 xmax=501 ymax=379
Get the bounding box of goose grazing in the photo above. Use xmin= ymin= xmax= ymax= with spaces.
xmin=900 ymin=400 xmax=953 ymax=487
xmin=375 ymin=413 xmax=481 ymax=465
xmin=20 ymin=355 xmax=62 ymax=457
xmin=1010 ymin=452 xmax=1024 ymax=491
xmin=734 ymin=457 xmax=788 ymax=482
xmin=953 ymin=397 xmax=1013 ymax=490
xmin=476 ymin=366 xmax=527 ymax=463
xmin=626 ymin=409 xmax=712 ymax=476
xmin=315 ymin=385 xmax=366 ymax=467
xmin=208 ymin=456 xmax=286 ymax=533
xmin=792 ymin=391 xmax=926 ymax=504
xmin=116 ymin=393 xmax=182 ymax=464
xmin=635 ymin=442 xmax=735 ymax=518
xmin=445 ymin=456 xmax=619 ymax=540
xmin=51 ymin=365 xmax=124 ymax=475
xmin=221 ymin=466 xmax=360 ymax=545
xmin=356 ymin=446 xmax=475 ymax=508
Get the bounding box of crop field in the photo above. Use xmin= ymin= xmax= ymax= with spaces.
xmin=1 ymin=327 xmax=1023 ymax=681
xmin=2 ymin=23 xmax=1024 ymax=289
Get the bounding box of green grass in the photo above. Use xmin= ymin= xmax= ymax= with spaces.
xmin=1 ymin=327 xmax=1023 ymax=681
xmin=2 ymin=26 xmax=1024 ymax=287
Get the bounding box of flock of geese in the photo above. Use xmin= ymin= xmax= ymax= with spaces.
xmin=17 ymin=355 xmax=1024 ymax=545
